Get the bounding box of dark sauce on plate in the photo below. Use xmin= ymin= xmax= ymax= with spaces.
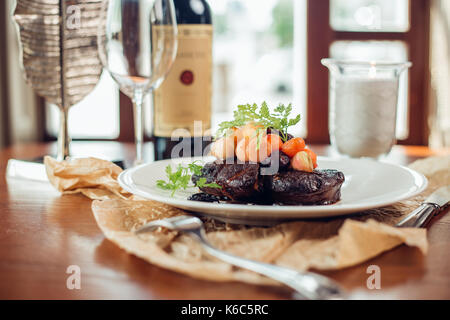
xmin=188 ymin=193 xmax=282 ymax=206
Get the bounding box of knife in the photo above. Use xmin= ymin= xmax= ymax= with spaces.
xmin=396 ymin=186 xmax=450 ymax=228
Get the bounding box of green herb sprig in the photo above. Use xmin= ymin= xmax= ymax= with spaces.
xmin=156 ymin=162 xmax=221 ymax=196
xmin=216 ymin=102 xmax=301 ymax=142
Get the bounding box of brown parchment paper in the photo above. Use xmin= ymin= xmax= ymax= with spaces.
xmin=44 ymin=156 xmax=133 ymax=200
xmin=45 ymin=155 xmax=450 ymax=286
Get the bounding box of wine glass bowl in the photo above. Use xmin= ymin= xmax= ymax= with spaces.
xmin=98 ymin=0 xmax=178 ymax=164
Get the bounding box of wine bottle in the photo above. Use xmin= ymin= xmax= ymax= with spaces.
xmin=153 ymin=0 xmax=213 ymax=160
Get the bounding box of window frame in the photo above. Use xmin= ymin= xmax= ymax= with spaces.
xmin=0 ymin=0 xmax=10 ymax=147
xmin=306 ymin=0 xmax=431 ymax=145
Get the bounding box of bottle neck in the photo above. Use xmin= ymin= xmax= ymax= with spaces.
xmin=174 ymin=0 xmax=212 ymax=24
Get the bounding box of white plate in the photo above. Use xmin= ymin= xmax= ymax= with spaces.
xmin=118 ymin=156 xmax=427 ymax=223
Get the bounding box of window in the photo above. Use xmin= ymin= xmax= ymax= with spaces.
xmin=209 ymin=0 xmax=307 ymax=136
xmin=46 ymin=72 xmax=120 ymax=139
xmin=307 ymin=0 xmax=430 ymax=145
xmin=330 ymin=0 xmax=410 ymax=32
xmin=44 ymin=0 xmax=430 ymax=146
xmin=47 ymin=0 xmax=307 ymax=140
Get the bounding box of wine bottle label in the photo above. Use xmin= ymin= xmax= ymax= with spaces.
xmin=153 ymin=24 xmax=213 ymax=137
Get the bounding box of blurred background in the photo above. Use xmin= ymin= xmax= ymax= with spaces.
xmin=1 ymin=0 xmax=449 ymax=149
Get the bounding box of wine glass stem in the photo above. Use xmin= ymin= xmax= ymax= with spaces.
xmin=132 ymin=90 xmax=144 ymax=164
xmin=57 ymin=108 xmax=70 ymax=161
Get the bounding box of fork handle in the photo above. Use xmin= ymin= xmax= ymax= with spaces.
xmin=396 ymin=203 xmax=440 ymax=228
xmin=188 ymin=230 xmax=345 ymax=300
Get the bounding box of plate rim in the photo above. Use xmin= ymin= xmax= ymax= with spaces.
xmin=118 ymin=156 xmax=428 ymax=218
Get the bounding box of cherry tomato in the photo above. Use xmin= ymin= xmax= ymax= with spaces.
xmin=291 ymin=151 xmax=314 ymax=172
xmin=281 ymin=137 xmax=306 ymax=158
xmin=303 ymin=148 xmax=318 ymax=168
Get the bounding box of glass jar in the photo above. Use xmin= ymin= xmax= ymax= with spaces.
xmin=321 ymin=59 xmax=411 ymax=158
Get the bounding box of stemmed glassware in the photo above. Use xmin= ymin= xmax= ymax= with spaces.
xmin=98 ymin=0 xmax=178 ymax=164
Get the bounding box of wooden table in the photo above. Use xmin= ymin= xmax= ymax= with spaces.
xmin=0 ymin=142 xmax=449 ymax=299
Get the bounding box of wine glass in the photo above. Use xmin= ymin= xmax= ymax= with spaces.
xmin=98 ymin=0 xmax=178 ymax=164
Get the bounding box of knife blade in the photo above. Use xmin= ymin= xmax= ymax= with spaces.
xmin=396 ymin=186 xmax=450 ymax=228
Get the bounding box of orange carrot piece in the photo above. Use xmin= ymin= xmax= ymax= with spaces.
xmin=281 ymin=137 xmax=306 ymax=158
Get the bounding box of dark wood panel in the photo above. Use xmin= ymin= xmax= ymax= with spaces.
xmin=0 ymin=1 xmax=11 ymax=147
xmin=402 ymin=0 xmax=431 ymax=145
xmin=118 ymin=92 xmax=135 ymax=142
xmin=306 ymin=0 xmax=332 ymax=144
xmin=333 ymin=32 xmax=409 ymax=41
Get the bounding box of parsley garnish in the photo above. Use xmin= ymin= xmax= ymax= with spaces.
xmin=217 ymin=102 xmax=301 ymax=142
xmin=156 ymin=162 xmax=221 ymax=196
xmin=195 ymin=177 xmax=221 ymax=189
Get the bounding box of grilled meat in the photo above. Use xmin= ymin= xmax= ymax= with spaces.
xmin=192 ymin=158 xmax=345 ymax=205
xmin=259 ymin=151 xmax=291 ymax=175
xmin=192 ymin=160 xmax=264 ymax=201
xmin=266 ymin=169 xmax=345 ymax=205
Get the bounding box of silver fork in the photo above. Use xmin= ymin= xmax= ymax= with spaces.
xmin=135 ymin=215 xmax=347 ymax=300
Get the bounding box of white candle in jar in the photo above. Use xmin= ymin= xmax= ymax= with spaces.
xmin=329 ymin=76 xmax=399 ymax=158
